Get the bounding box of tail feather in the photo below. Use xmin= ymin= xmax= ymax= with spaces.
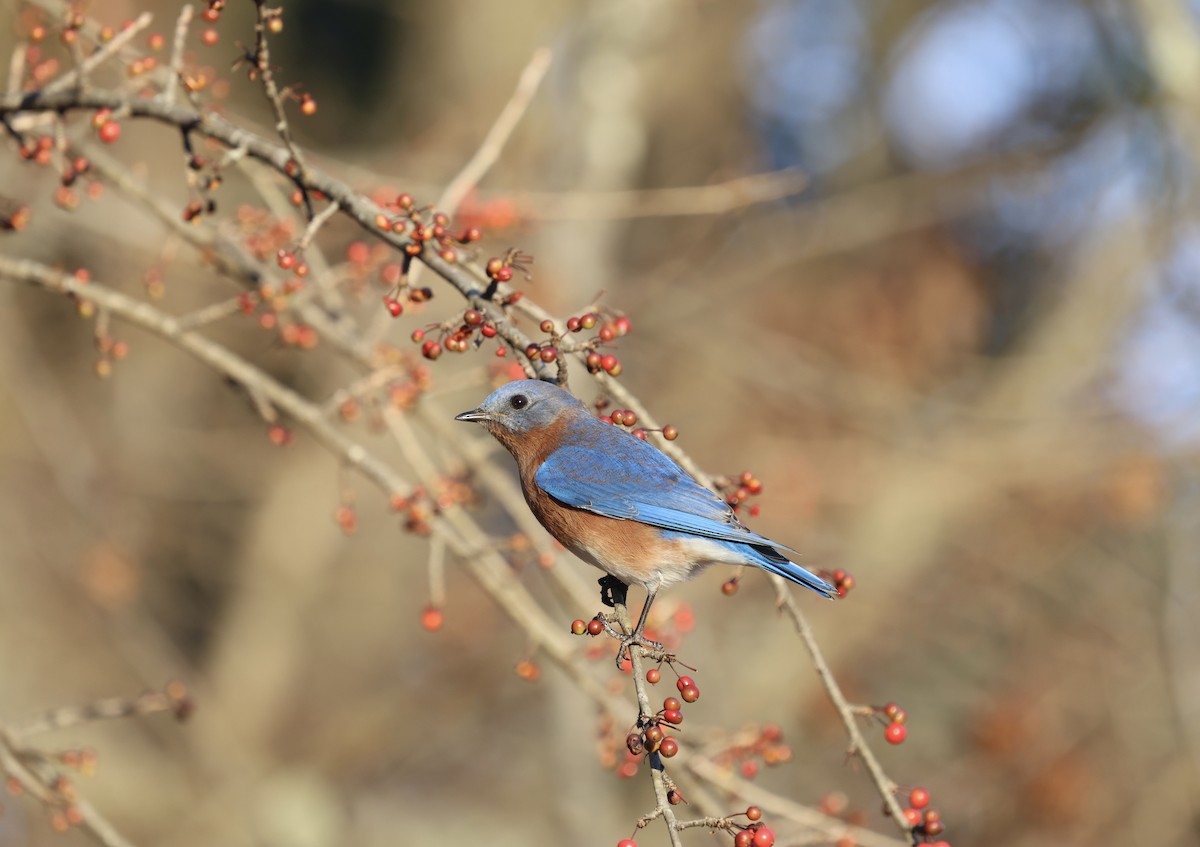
xmin=749 ymin=544 xmax=836 ymax=599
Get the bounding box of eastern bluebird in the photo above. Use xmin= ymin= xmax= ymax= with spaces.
xmin=455 ymin=379 xmax=834 ymax=654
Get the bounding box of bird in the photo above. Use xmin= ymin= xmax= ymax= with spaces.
xmin=455 ymin=379 xmax=834 ymax=656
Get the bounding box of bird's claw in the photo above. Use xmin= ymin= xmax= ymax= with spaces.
xmin=615 ymin=632 xmax=664 ymax=669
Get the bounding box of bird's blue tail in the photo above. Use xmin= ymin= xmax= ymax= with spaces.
xmin=748 ymin=545 xmax=836 ymax=599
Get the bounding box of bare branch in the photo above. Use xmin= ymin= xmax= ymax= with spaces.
xmin=438 ymin=47 xmax=553 ymax=218
xmin=163 ymin=4 xmax=193 ymax=106
xmin=43 ymin=12 xmax=153 ymax=96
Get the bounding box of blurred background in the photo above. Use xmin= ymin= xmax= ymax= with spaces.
xmin=1 ymin=0 xmax=1198 ymax=845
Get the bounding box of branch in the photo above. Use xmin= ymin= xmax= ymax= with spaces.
xmin=43 ymin=12 xmax=153 ymax=96
xmin=437 ymin=47 xmax=553 ymax=217
xmin=776 ymin=582 xmax=914 ymax=842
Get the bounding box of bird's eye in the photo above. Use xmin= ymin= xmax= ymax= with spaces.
xmin=509 ymin=394 xmax=528 ymax=410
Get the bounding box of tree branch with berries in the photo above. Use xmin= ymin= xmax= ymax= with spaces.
xmin=0 ymin=3 xmax=950 ymax=847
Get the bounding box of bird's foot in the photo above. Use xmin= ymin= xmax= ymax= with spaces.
xmin=615 ymin=630 xmax=665 ymax=670
xmin=598 ymin=575 xmax=628 ymax=609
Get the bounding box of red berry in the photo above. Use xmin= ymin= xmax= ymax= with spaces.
xmin=570 ymin=619 xmax=587 ymax=635
xmin=721 ymin=578 xmax=738 ymax=595
xmin=382 ymin=297 xmax=403 ymax=317
xmin=752 ymin=827 xmax=775 ymax=847
xmin=514 ymin=659 xmax=540 ymax=682
xmin=495 ymin=266 xmax=513 ymax=282
xmin=663 ymin=696 xmax=681 ymax=711
xmin=201 ymin=27 xmax=218 ymax=46
xmin=98 ymin=121 xmax=121 ymax=143
xmin=266 ymin=424 xmax=292 ymax=446
xmin=540 ymin=346 xmax=558 ymax=363
xmin=410 ymin=329 xmax=425 ymax=342
xmin=902 ymin=808 xmax=921 ymax=826
xmin=680 ymin=685 xmax=700 ymax=703
xmin=662 ymin=709 xmax=683 ymax=725
xmin=740 ymin=760 xmax=759 ymax=779
xmin=662 ymin=424 xmax=678 ymax=441
xmin=420 ymin=605 xmax=443 ymax=631
xmin=421 ymin=340 xmax=443 ymax=360
xmin=645 ymin=668 xmax=661 ymax=684
xmin=587 ymin=618 xmax=604 ymax=636
xmin=617 ymin=840 xmax=637 ymax=847
xmin=614 ymin=315 xmax=632 ymax=335
xmin=884 ymin=722 xmax=907 ymax=744
xmin=908 ymin=788 xmax=930 ymax=809
xmin=745 ymin=806 xmax=762 ymax=822
xmin=540 ymin=319 xmax=554 ymax=333
xmin=734 ymin=832 xmax=753 ymax=847
xmin=676 ymin=676 xmax=694 ymax=692
xmin=658 ymin=737 xmax=678 ymax=757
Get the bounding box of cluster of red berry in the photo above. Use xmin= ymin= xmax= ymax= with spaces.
xmin=815 ymin=567 xmax=857 ymax=598
xmin=897 ymin=785 xmax=948 ymax=845
xmin=717 ymin=722 xmax=793 ymax=780
xmin=621 ymin=673 xmax=701 ymax=765
xmin=879 ymin=701 xmax=909 ymax=745
xmin=713 ymin=471 xmax=765 ymax=518
xmin=595 ymin=406 xmax=679 ymax=442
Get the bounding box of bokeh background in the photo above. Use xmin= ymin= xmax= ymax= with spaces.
xmin=1 ymin=0 xmax=1199 ymax=846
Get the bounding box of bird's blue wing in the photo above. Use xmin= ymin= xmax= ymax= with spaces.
xmin=535 ymin=438 xmax=793 ymax=551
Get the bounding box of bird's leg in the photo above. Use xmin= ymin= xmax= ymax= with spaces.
xmin=615 ymin=587 xmax=664 ymax=669
xmin=597 ymin=574 xmax=627 ymax=608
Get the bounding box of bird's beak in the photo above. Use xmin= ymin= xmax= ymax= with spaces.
xmin=454 ymin=408 xmax=493 ymax=423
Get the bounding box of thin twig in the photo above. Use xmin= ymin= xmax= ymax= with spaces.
xmin=1 ymin=723 xmax=137 ymax=847
xmin=297 ymin=200 xmax=340 ymax=251
xmin=10 ymin=691 xmax=180 ymax=741
xmin=509 ymin=169 xmax=809 ymax=220
xmin=776 ymin=584 xmax=914 ymax=842
xmin=43 ymin=12 xmax=153 ymax=96
xmin=682 ymin=754 xmax=908 ymax=847
xmin=386 ymin=47 xmax=552 ymax=339
xmin=250 ymin=0 xmax=311 ymax=217
xmin=437 ymin=47 xmax=553 ymax=217
xmin=163 ymin=5 xmax=193 ymax=106
xmin=6 ymin=43 xmax=27 ymax=97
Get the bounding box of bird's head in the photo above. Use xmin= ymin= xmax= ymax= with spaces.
xmin=454 ymin=379 xmax=584 ymax=440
